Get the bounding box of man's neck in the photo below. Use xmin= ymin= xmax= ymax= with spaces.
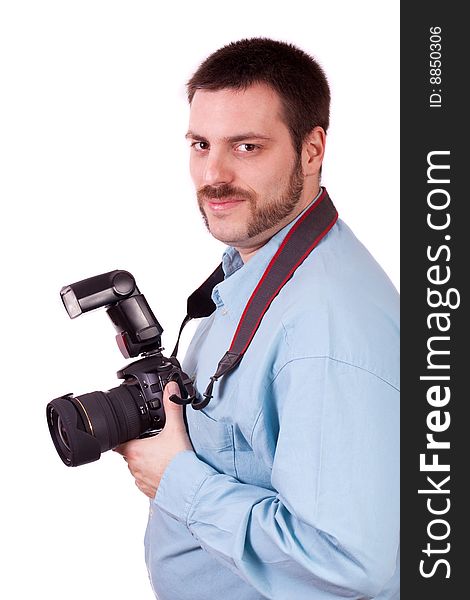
xmin=238 ymin=242 xmax=266 ymax=264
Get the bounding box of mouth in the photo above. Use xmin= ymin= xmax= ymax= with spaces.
xmin=205 ymin=197 xmax=246 ymax=211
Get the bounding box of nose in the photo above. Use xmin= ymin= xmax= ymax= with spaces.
xmin=202 ymin=148 xmax=233 ymax=186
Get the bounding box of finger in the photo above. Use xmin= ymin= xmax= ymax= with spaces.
xmin=113 ymin=443 xmax=128 ymax=456
xmin=163 ymin=380 xmax=183 ymax=407
xmin=162 ymin=381 xmax=185 ymax=427
xmin=113 ymin=439 xmax=139 ymax=458
xmin=164 ymin=380 xmax=181 ymax=399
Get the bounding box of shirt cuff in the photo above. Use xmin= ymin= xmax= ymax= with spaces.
xmin=153 ymin=450 xmax=216 ymax=525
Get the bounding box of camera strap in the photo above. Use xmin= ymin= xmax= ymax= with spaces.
xmin=172 ymin=187 xmax=338 ymax=410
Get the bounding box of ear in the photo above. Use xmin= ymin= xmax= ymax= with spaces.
xmin=301 ymin=126 xmax=326 ymax=178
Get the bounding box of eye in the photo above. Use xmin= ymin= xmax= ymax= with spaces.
xmin=237 ymin=143 xmax=258 ymax=153
xmin=190 ymin=141 xmax=209 ymax=151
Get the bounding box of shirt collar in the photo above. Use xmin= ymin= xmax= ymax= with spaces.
xmin=211 ymin=188 xmax=324 ymax=316
xmin=221 ymin=246 xmax=244 ymax=278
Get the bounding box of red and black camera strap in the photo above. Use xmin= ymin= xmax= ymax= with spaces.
xmin=172 ymin=187 xmax=338 ymax=409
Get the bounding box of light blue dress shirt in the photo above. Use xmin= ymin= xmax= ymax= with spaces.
xmin=145 ymin=198 xmax=400 ymax=600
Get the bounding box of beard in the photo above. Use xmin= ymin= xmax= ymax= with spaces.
xmin=196 ymin=157 xmax=304 ymax=243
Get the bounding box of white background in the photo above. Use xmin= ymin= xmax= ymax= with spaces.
xmin=0 ymin=1 xmax=399 ymax=598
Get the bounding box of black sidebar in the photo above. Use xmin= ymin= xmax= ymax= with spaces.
xmin=401 ymin=3 xmax=467 ymax=597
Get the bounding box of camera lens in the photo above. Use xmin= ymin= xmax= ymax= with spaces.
xmin=47 ymin=403 xmax=79 ymax=466
xmin=47 ymin=383 xmax=150 ymax=467
xmin=58 ymin=416 xmax=71 ymax=452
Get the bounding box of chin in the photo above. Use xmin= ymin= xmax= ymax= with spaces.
xmin=209 ymin=226 xmax=246 ymax=247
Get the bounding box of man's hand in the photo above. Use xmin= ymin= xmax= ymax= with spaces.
xmin=114 ymin=381 xmax=193 ymax=499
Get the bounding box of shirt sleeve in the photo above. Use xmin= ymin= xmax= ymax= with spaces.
xmin=154 ymin=357 xmax=400 ymax=600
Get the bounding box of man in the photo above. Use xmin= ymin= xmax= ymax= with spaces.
xmin=115 ymin=38 xmax=400 ymax=599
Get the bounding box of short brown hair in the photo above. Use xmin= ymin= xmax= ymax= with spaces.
xmin=187 ymin=37 xmax=330 ymax=154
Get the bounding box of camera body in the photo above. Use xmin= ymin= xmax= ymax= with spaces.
xmin=47 ymin=270 xmax=196 ymax=467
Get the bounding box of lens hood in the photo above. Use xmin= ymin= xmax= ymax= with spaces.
xmin=47 ymin=395 xmax=101 ymax=466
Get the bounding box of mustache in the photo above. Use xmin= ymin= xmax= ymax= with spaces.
xmin=197 ymin=184 xmax=254 ymax=202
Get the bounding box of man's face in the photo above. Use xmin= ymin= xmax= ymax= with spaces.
xmin=187 ymin=84 xmax=309 ymax=255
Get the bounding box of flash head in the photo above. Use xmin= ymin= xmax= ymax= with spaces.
xmin=60 ymin=270 xmax=137 ymax=318
xmin=59 ymin=270 xmax=163 ymax=358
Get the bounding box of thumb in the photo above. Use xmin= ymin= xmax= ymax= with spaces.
xmin=162 ymin=380 xmax=185 ymax=430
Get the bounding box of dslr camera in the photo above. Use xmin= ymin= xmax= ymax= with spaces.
xmin=47 ymin=270 xmax=197 ymax=467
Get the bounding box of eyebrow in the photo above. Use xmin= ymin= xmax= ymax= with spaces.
xmin=185 ymin=130 xmax=272 ymax=143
